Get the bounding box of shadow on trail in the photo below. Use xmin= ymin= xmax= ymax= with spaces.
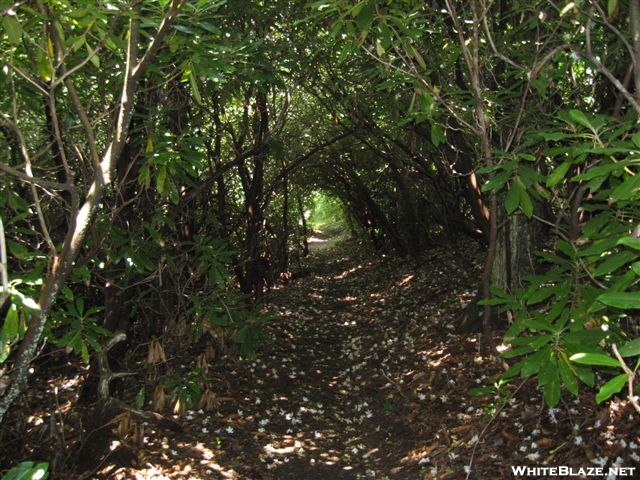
xmin=213 ymin=238 xmax=486 ymax=480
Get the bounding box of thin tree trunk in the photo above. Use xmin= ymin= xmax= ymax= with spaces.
xmin=0 ymin=0 xmax=184 ymax=424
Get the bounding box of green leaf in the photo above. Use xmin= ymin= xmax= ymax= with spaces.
xmin=84 ymin=333 xmax=102 ymax=353
xmin=430 ymin=123 xmax=445 ymax=147
xmin=156 ymin=166 xmax=167 ymax=194
xmin=610 ymin=173 xmax=640 ymax=201
xmin=617 ymin=236 xmax=640 ymax=250
xmin=537 ymin=354 xmax=555 ymax=385
xmin=72 ymin=35 xmax=86 ymax=51
xmin=543 ymin=370 xmax=561 ymax=407
xmin=167 ymin=179 xmax=180 ymax=205
xmin=38 ymin=52 xmax=53 ymax=82
xmin=597 ymin=291 xmax=640 ymax=309
xmin=575 ymin=364 xmax=596 ymax=387
xmin=518 ymin=165 xmax=542 ymax=187
xmin=86 ymin=43 xmax=100 ymax=68
xmin=558 ymin=356 xmax=579 ymax=396
xmin=478 ymin=296 xmax=510 ymax=306
xmin=80 ymin=341 xmax=90 ymax=363
xmin=577 ymin=235 xmax=619 ymax=257
xmin=75 ymin=297 xmax=85 ymax=317
xmin=354 ymin=0 xmax=375 ymax=32
xmin=563 ymin=329 xmax=609 ymax=350
xmin=503 ymin=358 xmax=525 ymax=378
xmin=617 ymin=338 xmax=640 ymax=357
xmin=593 ymin=251 xmax=637 ymax=277
xmin=503 ymin=343 xmax=537 ymax=359
xmin=596 ymin=373 xmax=627 ymax=404
xmin=518 ymin=178 xmax=534 ymax=218
xmin=525 ymin=285 xmax=557 ymax=305
xmin=521 ymin=346 xmax=551 ymax=377
xmin=522 ymin=318 xmax=555 ymax=332
xmin=529 ymin=334 xmax=553 ymax=349
xmin=504 ymin=181 xmax=520 ymax=214
xmin=468 ymin=386 xmax=493 ymax=396
xmin=3 ymin=14 xmax=22 ymax=45
xmin=546 ymin=160 xmax=572 ymax=187
xmin=542 ymin=131 xmax=568 ymax=141
xmin=482 ymin=170 xmax=510 ymax=193
xmin=569 ymin=352 xmax=620 ymax=367
xmin=329 ymin=21 xmax=343 ymax=38
xmin=632 ymin=132 xmax=640 ymax=149
xmin=1 ymin=334 xmax=11 ymax=364
xmin=573 ymin=158 xmax=634 ymax=181
xmin=569 ymin=109 xmax=594 ymax=130
xmin=173 ymin=24 xmax=198 ymax=35
xmin=139 ymin=163 xmax=151 ymax=189
xmin=2 ymin=304 xmax=19 ymax=339
xmin=7 ymin=241 xmax=29 ymax=260
xmin=189 ymin=70 xmax=203 ymax=105
xmin=1 ymin=461 xmax=49 ymax=480
xmin=607 ymin=0 xmax=618 ymax=17
xmin=410 ymin=44 xmax=426 ymax=70
xmin=135 ymin=385 xmax=146 ymax=409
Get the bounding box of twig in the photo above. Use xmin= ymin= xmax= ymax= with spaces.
xmin=7 ymin=64 xmax=58 ymax=255
xmin=0 ymin=161 xmax=70 ymax=192
xmin=465 ymin=379 xmax=528 ymax=479
xmin=611 ymin=344 xmax=640 ymax=415
xmin=378 ymin=368 xmax=408 ymax=399
xmin=96 ymin=332 xmax=182 ymax=432
xmin=582 ymin=19 xmax=640 ymax=115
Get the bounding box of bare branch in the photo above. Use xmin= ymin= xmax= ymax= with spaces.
xmin=481 ymin=13 xmax=523 ymax=70
xmin=582 ymin=19 xmax=640 ymax=115
xmin=5 ymin=63 xmax=48 ymax=96
xmin=132 ymin=0 xmax=185 ymax=81
xmin=48 ymin=22 xmax=101 ymax=174
xmin=588 ymin=0 xmax=635 ymax=63
xmin=611 ymin=344 xmax=640 ymax=415
xmin=0 ymin=162 xmax=69 ymax=192
xmin=361 ymin=45 xmax=478 ymax=134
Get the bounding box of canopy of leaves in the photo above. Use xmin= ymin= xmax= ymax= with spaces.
xmin=1 ymin=0 xmax=640 ymax=475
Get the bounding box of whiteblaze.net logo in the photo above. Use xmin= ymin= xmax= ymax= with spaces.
xmin=511 ymin=466 xmax=637 ymax=477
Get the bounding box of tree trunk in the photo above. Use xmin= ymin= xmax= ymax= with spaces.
xmin=279 ymin=170 xmax=290 ymax=275
xmin=297 ymin=193 xmax=310 ymax=257
xmin=491 ymin=203 xmax=544 ymax=293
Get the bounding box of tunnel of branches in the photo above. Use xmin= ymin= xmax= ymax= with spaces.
xmin=2 ymin=2 xmax=640 ymax=476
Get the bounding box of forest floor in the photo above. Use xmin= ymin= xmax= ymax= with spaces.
xmin=3 ymin=237 xmax=640 ymax=479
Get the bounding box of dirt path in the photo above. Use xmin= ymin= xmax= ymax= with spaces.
xmin=136 ymin=239 xmax=491 ymax=480
xmin=22 ymin=238 xmax=637 ymax=479
xmin=248 ymin=248 xmax=421 ymax=479
xmin=156 ymin=240 xmax=638 ymax=480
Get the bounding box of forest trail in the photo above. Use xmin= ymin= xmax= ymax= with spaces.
xmin=128 ymin=239 xmax=636 ymax=480
xmin=79 ymin=238 xmax=486 ymax=480
xmin=15 ymin=239 xmax=637 ymax=479
xmin=106 ymin=238 xmax=512 ymax=480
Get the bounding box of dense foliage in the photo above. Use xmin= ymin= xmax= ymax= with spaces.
xmin=1 ymin=0 xmax=640 ymax=475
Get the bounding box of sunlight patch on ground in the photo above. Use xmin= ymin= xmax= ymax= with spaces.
xmin=337 ymin=295 xmax=358 ymax=302
xmin=307 ymin=236 xmax=328 ymax=245
xmin=335 ymin=264 xmax=365 ymax=279
xmin=398 ymin=274 xmax=415 ymax=286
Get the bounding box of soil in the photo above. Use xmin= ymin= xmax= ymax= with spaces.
xmin=1 ymin=238 xmax=639 ymax=479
